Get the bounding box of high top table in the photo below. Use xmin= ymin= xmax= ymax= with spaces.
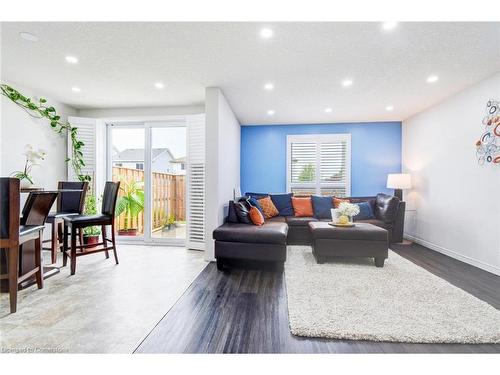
xmin=1 ymin=188 xmax=84 ymax=291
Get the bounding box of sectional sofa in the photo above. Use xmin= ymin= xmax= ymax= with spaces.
xmin=213 ymin=193 xmax=405 ymax=271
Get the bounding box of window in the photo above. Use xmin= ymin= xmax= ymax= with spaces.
xmin=287 ymin=134 xmax=351 ymax=197
xmin=135 ymin=163 xmax=144 ymax=170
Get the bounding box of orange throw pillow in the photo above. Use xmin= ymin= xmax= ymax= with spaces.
xmin=249 ymin=206 xmax=265 ymax=226
xmin=292 ymin=196 xmax=314 ymax=217
xmin=257 ymin=196 xmax=279 ymax=219
xmin=333 ymin=197 xmax=350 ymax=208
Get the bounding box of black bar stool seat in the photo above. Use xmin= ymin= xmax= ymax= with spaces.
xmin=64 ymin=213 xmax=112 ymax=226
xmin=43 ymin=181 xmax=88 ymax=264
xmin=62 ymin=181 xmax=120 ymax=275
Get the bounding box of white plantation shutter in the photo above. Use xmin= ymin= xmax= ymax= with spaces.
xmin=287 ymin=134 xmax=351 ymax=197
xmin=319 ymin=141 xmax=349 ymax=196
xmin=186 ymin=114 xmax=206 ymax=251
xmin=67 ymin=116 xmax=97 ymax=190
xmin=290 ymin=142 xmax=316 ymax=183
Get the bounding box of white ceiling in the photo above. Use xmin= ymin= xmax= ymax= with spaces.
xmin=2 ymin=22 xmax=499 ymax=124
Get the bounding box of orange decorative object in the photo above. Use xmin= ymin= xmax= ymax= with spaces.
xmin=292 ymin=196 xmax=314 ymax=217
xmin=494 ymin=156 xmax=500 ymax=164
xmin=333 ymin=197 xmax=350 ymax=208
xmin=249 ymin=206 xmax=265 ymax=226
xmin=494 ymin=124 xmax=500 ymax=137
xmin=257 ymin=196 xmax=279 ymax=219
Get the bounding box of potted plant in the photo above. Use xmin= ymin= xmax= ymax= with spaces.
xmin=162 ymin=214 xmax=176 ymax=231
xmin=11 ymin=144 xmax=46 ymax=188
xmin=115 ymin=179 xmax=144 ymax=236
xmin=83 ymin=194 xmax=101 ymax=248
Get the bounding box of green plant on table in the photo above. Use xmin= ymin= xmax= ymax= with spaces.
xmin=115 ymin=179 xmax=145 ymax=230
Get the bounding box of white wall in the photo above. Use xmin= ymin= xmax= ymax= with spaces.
xmin=205 ymin=87 xmax=241 ymax=261
xmin=0 ymin=81 xmax=77 ymax=189
xmin=77 ymin=105 xmax=204 ymax=118
xmin=403 ymin=73 xmax=500 ymax=275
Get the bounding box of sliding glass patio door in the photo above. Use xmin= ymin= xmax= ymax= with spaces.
xmin=107 ymin=121 xmax=186 ymax=245
xmin=147 ymin=124 xmax=186 ymax=243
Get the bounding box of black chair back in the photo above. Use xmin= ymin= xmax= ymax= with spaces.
xmin=101 ymin=181 xmax=120 ymax=216
xmin=21 ymin=192 xmax=58 ymax=226
xmin=0 ymin=178 xmax=20 ymax=241
xmin=57 ymin=181 xmax=89 ymax=213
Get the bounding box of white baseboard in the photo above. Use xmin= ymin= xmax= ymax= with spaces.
xmin=404 ymin=233 xmax=500 ymax=276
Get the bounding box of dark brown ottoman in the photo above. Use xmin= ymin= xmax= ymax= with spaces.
xmin=308 ymin=222 xmax=388 ymax=267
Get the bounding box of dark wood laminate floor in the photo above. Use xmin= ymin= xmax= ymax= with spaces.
xmin=135 ymin=243 xmax=500 ymax=353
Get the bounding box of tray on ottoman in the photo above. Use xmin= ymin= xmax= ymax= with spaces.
xmin=308 ymin=222 xmax=389 ymax=267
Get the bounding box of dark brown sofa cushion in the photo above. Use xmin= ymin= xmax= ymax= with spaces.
xmin=374 ymin=193 xmax=400 ymax=224
xmin=213 ymin=222 xmax=288 ymax=245
xmin=286 ymin=216 xmax=318 ymax=226
xmin=356 ymin=218 xmax=391 ymax=230
xmin=267 ymin=216 xmax=286 ymax=223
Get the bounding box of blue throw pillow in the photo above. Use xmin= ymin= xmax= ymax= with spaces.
xmin=246 ymin=196 xmax=264 ymax=215
xmin=245 ymin=192 xmax=269 ymax=200
xmin=354 ymin=201 xmax=375 ymax=221
xmin=270 ymin=193 xmax=294 ymax=216
xmin=311 ymin=195 xmax=333 ymax=219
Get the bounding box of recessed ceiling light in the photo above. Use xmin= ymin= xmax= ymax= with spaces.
xmin=65 ymin=55 xmax=79 ymax=64
xmin=264 ymin=82 xmax=274 ymax=91
xmin=426 ymin=75 xmax=439 ymax=83
xmin=19 ymin=32 xmax=39 ymax=42
xmin=260 ymin=28 xmax=274 ymax=39
xmin=324 ymin=108 xmax=333 ymax=113
xmin=154 ymin=82 xmax=165 ymax=89
xmin=382 ymin=22 xmax=398 ymax=31
xmin=385 ymin=105 xmax=394 ymax=111
xmin=267 ymin=110 xmax=275 ymax=116
xmin=342 ymin=79 xmax=353 ymax=87
xmin=71 ymin=87 xmax=81 ymax=93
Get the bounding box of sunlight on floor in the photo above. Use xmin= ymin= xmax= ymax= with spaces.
xmin=0 ymin=245 xmax=206 ymax=353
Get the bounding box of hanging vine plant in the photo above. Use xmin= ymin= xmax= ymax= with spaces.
xmin=1 ymin=83 xmax=91 ymax=182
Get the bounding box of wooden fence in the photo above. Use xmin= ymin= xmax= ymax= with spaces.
xmin=112 ymin=167 xmax=185 ymax=233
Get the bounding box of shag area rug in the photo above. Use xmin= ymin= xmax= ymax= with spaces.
xmin=285 ymin=246 xmax=500 ymax=344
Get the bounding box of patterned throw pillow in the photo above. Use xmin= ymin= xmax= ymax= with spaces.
xmin=333 ymin=197 xmax=350 ymax=208
xmin=249 ymin=206 xmax=265 ymax=226
xmin=257 ymin=196 xmax=279 ymax=219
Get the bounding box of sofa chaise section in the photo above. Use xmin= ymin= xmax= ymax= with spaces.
xmin=213 ymin=220 xmax=288 ymax=271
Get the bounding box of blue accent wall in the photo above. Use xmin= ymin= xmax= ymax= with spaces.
xmin=240 ymin=122 xmax=402 ymax=197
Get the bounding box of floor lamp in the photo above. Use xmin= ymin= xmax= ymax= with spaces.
xmin=386 ymin=173 xmax=412 ymax=201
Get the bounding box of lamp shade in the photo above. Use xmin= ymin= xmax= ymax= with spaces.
xmin=386 ymin=174 xmax=412 ymax=189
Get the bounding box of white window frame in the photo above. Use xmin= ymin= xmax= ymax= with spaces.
xmin=105 ymin=116 xmax=190 ymax=247
xmin=286 ymin=134 xmax=351 ymax=196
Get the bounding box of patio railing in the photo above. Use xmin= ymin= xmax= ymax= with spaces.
xmin=112 ymin=167 xmax=185 ymax=233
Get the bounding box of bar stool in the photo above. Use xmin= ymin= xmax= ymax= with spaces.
xmin=63 ymin=181 xmax=120 ymax=275
xmin=0 ymin=178 xmax=58 ymax=313
xmin=43 ymin=181 xmax=88 ymax=264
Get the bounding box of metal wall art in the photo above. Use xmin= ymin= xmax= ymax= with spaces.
xmin=476 ymin=99 xmax=500 ymax=165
